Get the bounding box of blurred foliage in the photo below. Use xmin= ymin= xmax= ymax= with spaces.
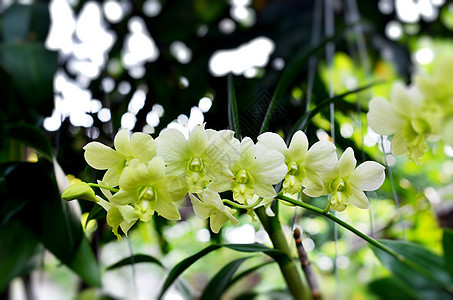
xmin=1 ymin=0 xmax=453 ymax=299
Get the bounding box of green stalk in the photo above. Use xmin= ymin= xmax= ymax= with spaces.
xmin=276 ymin=193 xmax=450 ymax=289
xmin=255 ymin=206 xmax=307 ymax=299
xmin=87 ymin=183 xmax=119 ymax=193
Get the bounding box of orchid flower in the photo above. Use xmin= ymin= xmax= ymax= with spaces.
xmin=84 ymin=129 xmax=156 ymax=186
xmin=189 ymin=188 xmax=238 ymax=233
xmin=256 ymin=131 xmax=337 ymax=196
xmin=208 ymin=137 xmax=287 ymax=204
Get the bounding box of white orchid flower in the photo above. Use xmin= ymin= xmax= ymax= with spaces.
xmin=208 ymin=137 xmax=287 ymax=204
xmin=156 ymin=124 xmax=239 ymax=193
xmin=84 ymin=129 xmax=156 ymax=186
xmin=313 ymin=147 xmax=385 ymax=212
xmin=367 ymin=82 xmax=431 ymax=164
xmin=256 ymin=131 xmax=337 ymax=196
xmin=110 ymin=157 xmax=187 ymax=221
xmin=95 ymin=181 xmax=137 ymax=241
xmin=189 ymin=189 xmax=238 ymax=233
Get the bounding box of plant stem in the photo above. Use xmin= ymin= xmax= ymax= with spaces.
xmin=88 ymin=183 xmax=119 ymax=193
xmin=255 ymin=206 xmax=307 ymax=299
xmin=276 ymin=193 xmax=451 ymax=290
xmin=222 ymin=197 xmax=263 ymax=209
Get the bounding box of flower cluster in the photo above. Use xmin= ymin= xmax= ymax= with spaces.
xmin=64 ymin=125 xmax=385 ymax=240
xmin=367 ymin=46 xmax=453 ymax=165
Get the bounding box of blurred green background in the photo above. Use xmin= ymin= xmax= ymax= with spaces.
xmin=1 ymin=0 xmax=453 ymax=299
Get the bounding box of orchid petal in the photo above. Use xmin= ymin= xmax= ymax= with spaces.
xmin=84 ymin=142 xmax=125 ymax=170
xmin=350 ymin=161 xmax=385 ymax=191
xmin=156 ymin=128 xmax=190 ymax=164
xmin=130 ymin=133 xmax=156 ymax=163
xmin=367 ymin=97 xmax=405 ymax=135
xmin=119 ymin=159 xmax=149 ymax=190
xmin=339 ymin=148 xmax=356 ymax=177
xmin=114 ymin=129 xmax=131 ymax=155
xmin=288 ymin=131 xmax=308 ymax=161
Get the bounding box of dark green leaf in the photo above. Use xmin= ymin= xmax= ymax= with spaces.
xmin=370 ymin=239 xmax=452 ymax=298
xmin=0 ymin=220 xmax=40 ymax=292
xmin=66 ymin=236 xmax=102 ymax=287
xmin=106 ymin=254 xmax=164 ymax=271
xmin=1 ymin=4 xmax=50 ymax=43
xmin=158 ymin=243 xmax=283 ymax=299
xmin=443 ymin=229 xmax=453 ymax=280
xmin=287 ymin=82 xmax=380 ymax=140
xmin=200 ymin=256 xmax=251 ymax=300
xmin=4 ymin=162 xmax=100 ymax=287
xmin=0 ymin=43 xmax=57 ymax=116
xmin=227 ymin=73 xmax=241 ymax=139
xmin=6 ymin=123 xmax=53 ymax=161
xmin=368 ymin=277 xmax=417 ymax=300
xmin=228 ymin=260 xmax=274 ymax=289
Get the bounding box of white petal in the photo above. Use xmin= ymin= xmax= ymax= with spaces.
xmin=208 ymin=173 xmax=235 ymax=193
xmin=111 ymin=189 xmax=138 ymax=205
xmin=146 ymin=156 xmax=166 ymax=184
xmin=114 ymin=128 xmax=131 ymax=155
xmin=84 ymin=142 xmax=125 ymax=170
xmin=252 ymin=150 xmax=287 ymax=184
xmin=348 ymin=188 xmax=369 ymax=209
xmin=155 ymin=198 xmax=181 ymax=220
xmin=189 ymin=193 xmax=211 ymax=220
xmin=367 ymin=97 xmax=405 ymax=135
xmin=188 ymin=124 xmax=208 ymax=156
xmin=156 ymin=128 xmax=190 ymax=164
xmin=304 ymin=141 xmax=337 ymax=172
xmin=339 ymin=148 xmax=356 ymax=177
xmin=102 ymin=167 xmax=118 ymax=187
xmin=350 ymin=161 xmax=385 ymax=191
xmin=210 ymin=212 xmax=231 ymax=233
xmin=205 ymin=130 xmax=240 ymax=166
xmin=238 ymin=137 xmax=255 ymax=169
xmin=130 ymin=133 xmax=156 ymax=163
xmin=391 ymin=131 xmax=407 ymax=156
xmin=288 ymin=131 xmax=308 ymax=161
xmin=391 ymin=81 xmax=420 ymax=117
xmin=119 ymin=159 xmax=149 ymax=189
xmin=257 ymin=132 xmax=288 ymax=155
xmin=253 ymin=182 xmax=276 ymax=199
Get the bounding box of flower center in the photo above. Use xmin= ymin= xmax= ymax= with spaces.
xmin=138 ymin=186 xmax=156 ymax=201
xmin=235 ymin=169 xmax=250 ymax=184
xmin=189 ymin=157 xmax=204 ymax=172
xmin=331 ymin=178 xmax=346 ymax=192
xmin=288 ymin=161 xmax=298 ymax=175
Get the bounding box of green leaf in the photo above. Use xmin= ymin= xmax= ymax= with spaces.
xmin=443 ymin=229 xmax=453 ymax=280
xmin=158 ymin=243 xmax=283 ymax=299
xmin=228 ymin=260 xmax=274 ymax=289
xmin=227 ymin=73 xmax=241 ymax=139
xmin=66 ymin=236 xmax=102 ymax=287
xmin=0 ymin=219 xmax=40 ymax=292
xmin=3 ymin=162 xmax=100 ymax=287
xmin=370 ymin=239 xmax=452 ymax=298
xmin=0 ymin=43 xmax=57 ymax=116
xmin=1 ymin=3 xmax=51 ymax=43
xmin=6 ymin=123 xmax=53 ymax=161
xmin=200 ymin=256 xmax=252 ymax=300
xmin=259 ymin=30 xmax=343 ymax=134
xmin=368 ymin=276 xmax=417 ymax=300
xmin=106 ymin=254 xmax=164 ymax=271
xmin=287 ymin=82 xmax=379 ymax=140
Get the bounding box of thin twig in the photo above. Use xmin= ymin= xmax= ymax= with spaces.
xmin=293 ymin=228 xmax=322 ymax=300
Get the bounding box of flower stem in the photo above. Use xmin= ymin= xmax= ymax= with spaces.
xmin=276 ymin=193 xmax=451 ymax=290
xmin=255 ymin=206 xmax=308 ymax=299
xmin=88 ymin=183 xmax=119 ymax=193
xmin=222 ymin=197 xmax=263 ymax=209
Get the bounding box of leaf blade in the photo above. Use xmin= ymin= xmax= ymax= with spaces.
xmin=106 ymin=254 xmax=164 ymax=271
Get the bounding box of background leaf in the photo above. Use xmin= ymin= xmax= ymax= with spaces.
xmin=6 ymin=123 xmax=53 ymax=160
xmin=200 ymin=256 xmax=252 ymax=300
xmin=443 ymin=229 xmax=453 ymax=280
xmin=370 ymin=239 xmax=452 ymax=299
xmin=106 ymin=254 xmax=164 ymax=271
